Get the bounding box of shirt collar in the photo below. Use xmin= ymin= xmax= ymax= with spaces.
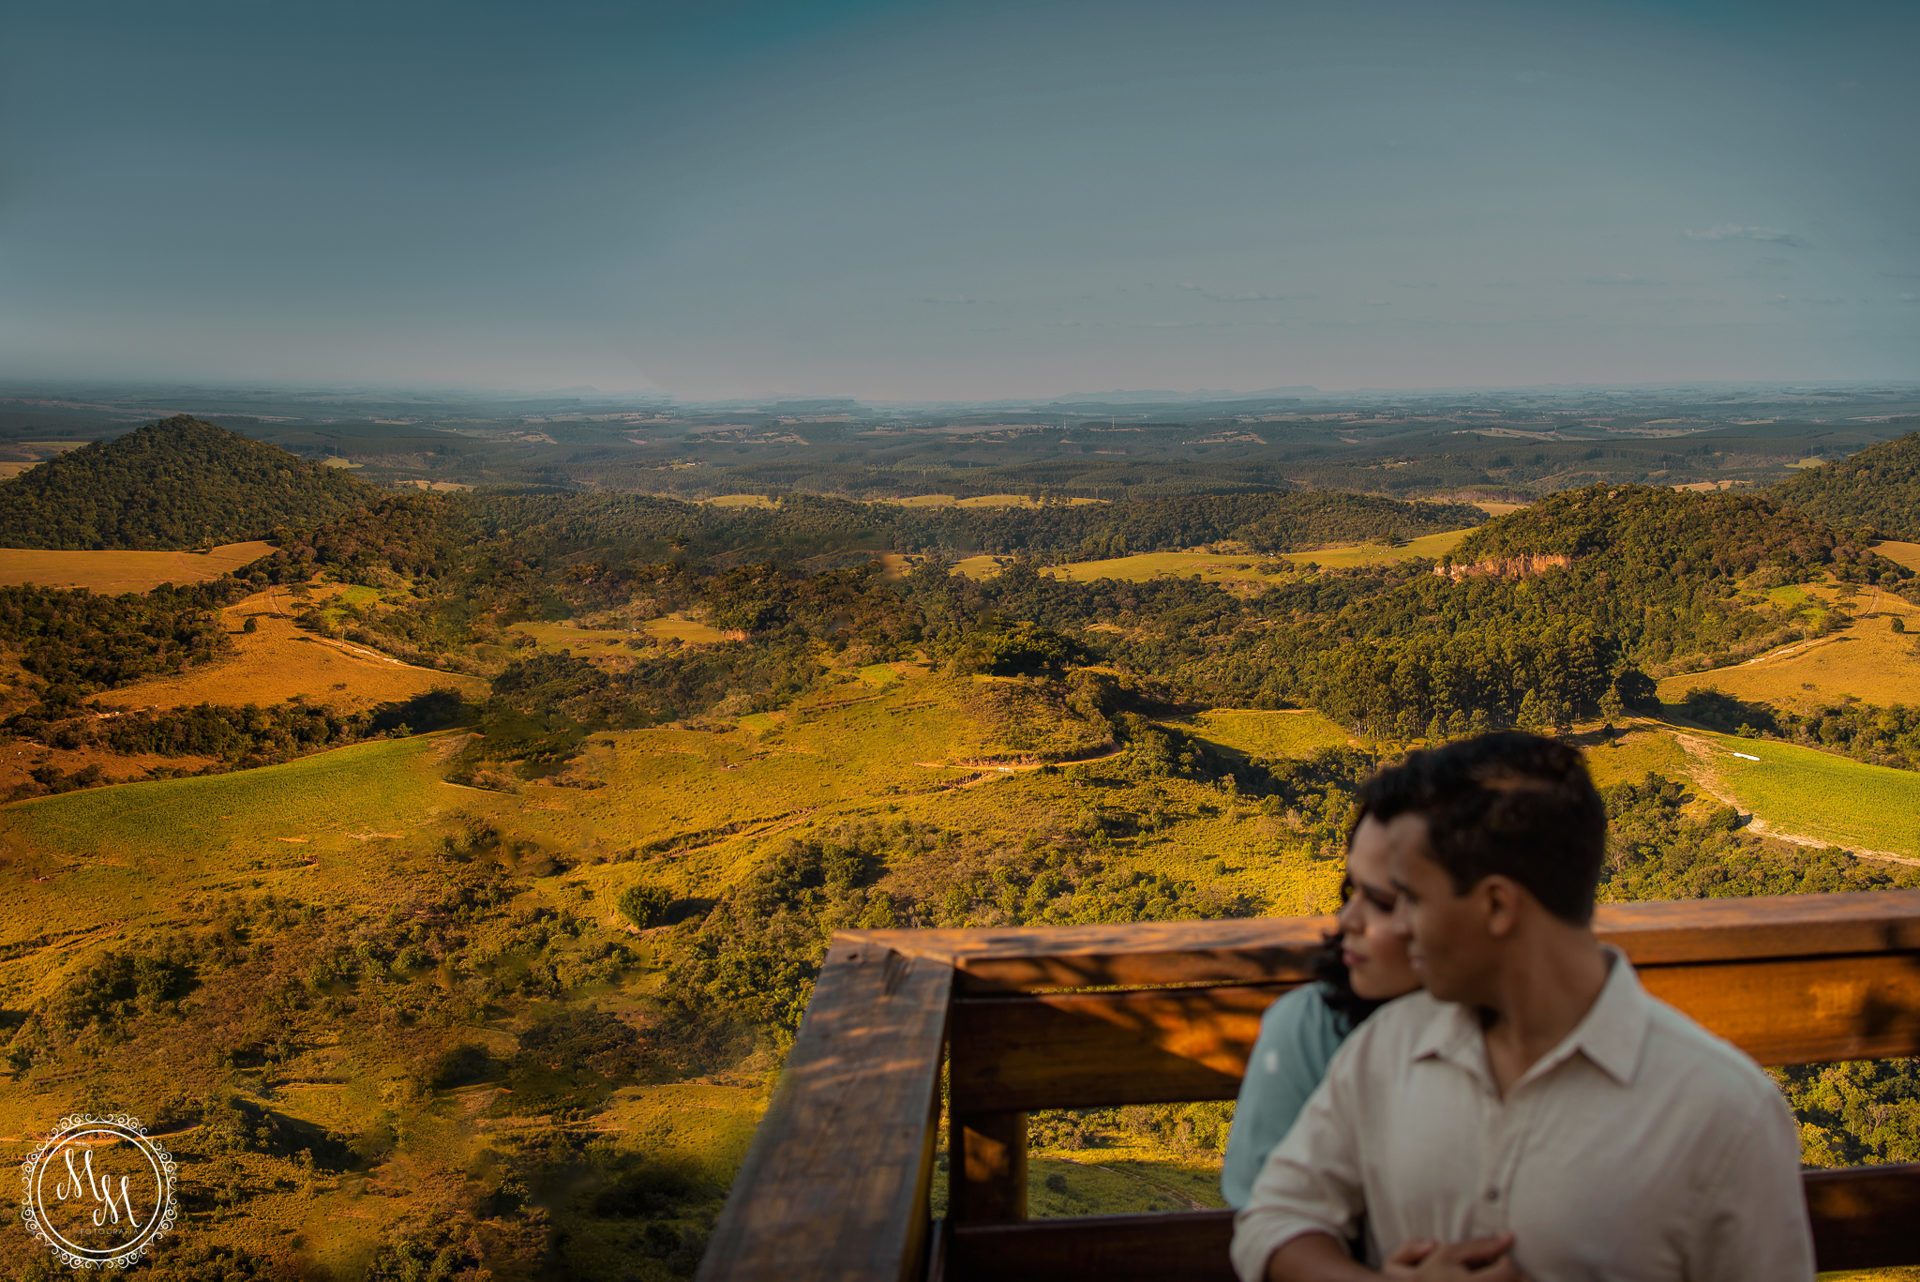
xmin=1410 ymin=944 xmax=1651 ymax=1090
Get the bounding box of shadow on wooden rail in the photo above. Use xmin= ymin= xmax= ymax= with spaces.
xmin=697 ymin=889 xmax=1920 ymax=1282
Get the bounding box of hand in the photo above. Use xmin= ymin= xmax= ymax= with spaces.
xmin=1382 ymin=1238 xmax=1435 ymax=1277
xmin=1400 ymin=1233 xmax=1523 ymax=1280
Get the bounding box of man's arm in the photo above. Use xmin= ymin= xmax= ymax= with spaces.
xmin=1688 ymin=1087 xmax=1815 ymax=1282
xmin=1263 ymin=1231 xmax=1381 ymax=1282
xmin=1231 ymin=1037 xmax=1370 ymax=1282
xmin=1268 ymin=1233 xmax=1523 ymax=1281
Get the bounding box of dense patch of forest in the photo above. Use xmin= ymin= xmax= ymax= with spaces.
xmin=0 ymin=416 xmax=375 ymax=549
xmin=1770 ymin=427 xmax=1920 ymax=539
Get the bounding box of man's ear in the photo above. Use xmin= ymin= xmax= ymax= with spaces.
xmin=1481 ymin=875 xmax=1523 ymax=938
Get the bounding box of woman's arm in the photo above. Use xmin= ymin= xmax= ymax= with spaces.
xmin=1222 ymin=986 xmax=1348 ymax=1207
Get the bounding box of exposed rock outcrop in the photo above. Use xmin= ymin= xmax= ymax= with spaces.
xmin=1434 ymin=553 xmax=1572 ymax=581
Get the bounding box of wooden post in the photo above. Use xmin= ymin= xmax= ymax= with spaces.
xmin=950 ymin=1109 xmax=1027 ymax=1223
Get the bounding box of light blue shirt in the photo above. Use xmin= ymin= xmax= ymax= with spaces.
xmin=1220 ymin=983 xmax=1351 ymax=1208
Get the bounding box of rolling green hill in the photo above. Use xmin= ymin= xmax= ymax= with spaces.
xmin=1771 ymin=427 xmax=1920 ymax=539
xmin=0 ymin=415 xmax=377 ymax=549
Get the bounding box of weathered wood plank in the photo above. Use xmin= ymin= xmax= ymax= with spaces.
xmin=1637 ymin=952 xmax=1920 ymax=1065
xmin=949 ymin=1210 xmax=1234 ymax=1282
xmin=951 ymin=984 xmax=1290 ymax=1113
xmin=946 ymin=1165 xmax=1920 ymax=1280
xmin=851 ymin=918 xmax=1329 ymax=993
xmin=1806 ymin=1163 xmax=1920 ymax=1272
xmin=846 ymin=890 xmax=1920 ymax=993
xmin=697 ymin=940 xmax=953 ymax=1282
xmin=950 ymin=950 xmax=1920 ymax=1113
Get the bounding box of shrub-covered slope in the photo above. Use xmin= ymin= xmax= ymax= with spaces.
xmin=1770 ymin=428 xmax=1920 ymax=539
xmin=0 ymin=415 xmax=376 ymax=549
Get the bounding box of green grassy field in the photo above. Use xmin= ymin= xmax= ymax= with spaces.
xmin=1677 ymin=729 xmax=1920 ymax=858
xmin=952 ymin=529 xmax=1474 ymax=585
xmin=1280 ymin=527 xmax=1472 ymax=567
xmin=1176 ymin=709 xmax=1355 ymax=760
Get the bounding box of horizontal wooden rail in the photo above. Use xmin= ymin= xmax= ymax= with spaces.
xmin=946 ymin=891 xmax=1920 ymax=1113
xmin=945 ymin=1164 xmax=1920 ymax=1280
xmin=849 ymin=888 xmax=1920 ymax=993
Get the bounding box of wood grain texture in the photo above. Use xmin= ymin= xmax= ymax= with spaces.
xmin=951 ymin=983 xmax=1293 ymax=1113
xmin=948 ymin=1210 xmax=1234 ymax=1282
xmin=945 ymin=1165 xmax=1920 ymax=1280
xmin=844 ymin=889 xmax=1920 ymax=992
xmin=950 ymin=949 xmax=1920 ymax=1112
xmin=696 ymin=940 xmax=952 ymax=1282
xmin=949 ymin=1110 xmax=1027 ymax=1225
xmin=1805 ymin=1163 xmax=1920 ymax=1272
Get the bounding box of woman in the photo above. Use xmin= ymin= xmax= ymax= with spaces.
xmin=1220 ymin=806 xmax=1422 ymax=1207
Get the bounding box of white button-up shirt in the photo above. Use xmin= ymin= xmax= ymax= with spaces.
xmin=1232 ymin=949 xmax=1814 ymax=1282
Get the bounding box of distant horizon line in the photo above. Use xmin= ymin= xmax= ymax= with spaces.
xmin=4 ymin=374 xmax=1920 ymax=413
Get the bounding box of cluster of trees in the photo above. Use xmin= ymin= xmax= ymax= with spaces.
xmin=1770 ymin=427 xmax=1920 ymax=540
xmin=656 ymin=820 xmax=1240 ymax=1049
xmin=1598 ymin=772 xmax=1919 ymax=899
xmin=0 ymin=416 xmax=373 ymax=549
xmin=0 ymin=580 xmax=246 ymax=705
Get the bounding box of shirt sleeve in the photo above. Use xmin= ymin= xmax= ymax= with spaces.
xmin=1231 ymin=1032 xmax=1369 ymax=1282
xmin=1221 ymin=986 xmax=1347 ymax=1208
xmin=1685 ymin=1082 xmax=1816 ymax=1282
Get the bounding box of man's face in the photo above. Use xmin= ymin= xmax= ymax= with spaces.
xmin=1384 ymin=811 xmax=1496 ymax=1004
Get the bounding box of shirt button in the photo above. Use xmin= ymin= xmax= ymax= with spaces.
xmin=1484 ymin=1189 xmax=1500 ymax=1203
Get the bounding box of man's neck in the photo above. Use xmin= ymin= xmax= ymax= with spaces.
xmin=1475 ymin=923 xmax=1610 ymax=1096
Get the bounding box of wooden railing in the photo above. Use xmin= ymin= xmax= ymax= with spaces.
xmin=696 ymin=889 xmax=1920 ymax=1281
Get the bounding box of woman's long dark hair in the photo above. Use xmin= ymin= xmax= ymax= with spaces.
xmin=1310 ymin=799 xmax=1391 ymax=1027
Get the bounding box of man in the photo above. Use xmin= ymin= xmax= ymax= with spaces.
xmin=1231 ymin=732 xmax=1814 ymax=1282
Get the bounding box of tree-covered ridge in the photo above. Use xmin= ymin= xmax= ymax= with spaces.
xmin=0 ymin=415 xmax=376 ymax=549
xmin=1451 ymin=484 xmax=1886 ymax=581
xmin=448 ymin=488 xmax=1482 ymax=565
xmin=1769 ymin=428 xmax=1920 ymax=540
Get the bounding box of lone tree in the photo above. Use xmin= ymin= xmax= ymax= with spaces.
xmin=618 ymin=882 xmax=673 ymax=930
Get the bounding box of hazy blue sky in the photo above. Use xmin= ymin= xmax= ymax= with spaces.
xmin=4 ymin=0 xmax=1916 ymax=400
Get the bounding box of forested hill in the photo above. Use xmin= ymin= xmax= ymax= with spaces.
xmin=0 ymin=415 xmax=377 ymax=549
xmin=1769 ymin=427 xmax=1920 ymax=540
xmin=1449 ymin=485 xmax=1880 ymax=583
xmin=478 ymin=488 xmax=1483 ymax=563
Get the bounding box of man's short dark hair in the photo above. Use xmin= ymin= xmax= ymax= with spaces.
xmin=1355 ymin=731 xmax=1605 ymax=925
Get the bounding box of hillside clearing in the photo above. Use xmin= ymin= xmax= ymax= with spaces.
xmin=0 ymin=540 xmax=274 ymax=591
xmin=94 ymin=587 xmax=485 ymax=713
xmin=952 ymin=528 xmax=1476 ymax=584
xmin=1658 ymin=612 xmax=1920 ymax=713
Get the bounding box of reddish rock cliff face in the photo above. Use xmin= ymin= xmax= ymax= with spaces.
xmin=1434 ymin=552 xmax=1572 ymax=580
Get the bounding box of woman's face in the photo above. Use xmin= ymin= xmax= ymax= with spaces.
xmin=1336 ymin=815 xmax=1423 ymax=1002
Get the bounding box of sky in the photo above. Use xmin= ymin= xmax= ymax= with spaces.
xmin=3 ymin=0 xmax=1917 ymax=401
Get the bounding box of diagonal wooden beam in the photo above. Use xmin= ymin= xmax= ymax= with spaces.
xmin=698 ymin=939 xmax=954 ymax=1282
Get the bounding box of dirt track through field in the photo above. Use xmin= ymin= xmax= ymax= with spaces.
xmin=1672 ymin=732 xmax=1920 ymax=867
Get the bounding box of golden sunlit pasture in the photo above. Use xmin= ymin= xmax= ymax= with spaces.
xmin=0 ymin=540 xmax=275 ymax=592
xmin=98 ymin=586 xmax=486 ymax=713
